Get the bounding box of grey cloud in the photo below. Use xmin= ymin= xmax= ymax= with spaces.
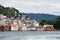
xmin=0 ymin=0 xmax=60 ymax=16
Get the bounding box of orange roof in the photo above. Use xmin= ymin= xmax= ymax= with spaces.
xmin=11 ymin=24 xmax=17 ymax=27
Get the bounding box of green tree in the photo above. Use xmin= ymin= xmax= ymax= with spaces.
xmin=53 ymin=17 xmax=60 ymax=29
xmin=0 ymin=5 xmax=6 ymax=15
xmin=40 ymin=19 xmax=48 ymax=25
xmin=0 ymin=5 xmax=28 ymax=18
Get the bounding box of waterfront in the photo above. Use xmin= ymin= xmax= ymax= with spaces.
xmin=0 ymin=31 xmax=60 ymax=40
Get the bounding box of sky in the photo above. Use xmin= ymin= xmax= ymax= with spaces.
xmin=0 ymin=0 xmax=60 ymax=16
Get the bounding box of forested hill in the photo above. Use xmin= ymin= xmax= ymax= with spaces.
xmin=0 ymin=5 xmax=28 ymax=18
xmin=26 ymin=13 xmax=59 ymax=20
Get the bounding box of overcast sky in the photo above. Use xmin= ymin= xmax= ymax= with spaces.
xmin=0 ymin=0 xmax=60 ymax=16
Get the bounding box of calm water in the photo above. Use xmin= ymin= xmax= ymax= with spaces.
xmin=0 ymin=31 xmax=60 ymax=40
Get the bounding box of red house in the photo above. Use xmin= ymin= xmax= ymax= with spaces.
xmin=43 ymin=25 xmax=55 ymax=31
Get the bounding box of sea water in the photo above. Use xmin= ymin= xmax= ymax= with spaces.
xmin=0 ymin=31 xmax=60 ymax=40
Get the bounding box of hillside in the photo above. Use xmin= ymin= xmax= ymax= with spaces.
xmin=26 ymin=13 xmax=59 ymax=20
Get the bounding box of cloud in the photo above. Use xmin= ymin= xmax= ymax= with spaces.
xmin=0 ymin=0 xmax=60 ymax=16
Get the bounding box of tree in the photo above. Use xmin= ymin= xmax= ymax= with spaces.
xmin=0 ymin=5 xmax=28 ymax=19
xmin=53 ymin=17 xmax=60 ymax=29
xmin=40 ymin=19 xmax=48 ymax=25
xmin=0 ymin=5 xmax=6 ymax=14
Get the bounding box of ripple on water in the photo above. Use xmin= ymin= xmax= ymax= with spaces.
xmin=1 ymin=35 xmax=60 ymax=40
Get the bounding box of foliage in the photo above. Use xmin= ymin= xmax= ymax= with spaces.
xmin=40 ymin=17 xmax=60 ymax=29
xmin=40 ymin=19 xmax=48 ymax=25
xmin=53 ymin=17 xmax=60 ymax=29
xmin=0 ymin=5 xmax=28 ymax=18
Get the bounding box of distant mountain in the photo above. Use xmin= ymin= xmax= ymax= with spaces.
xmin=26 ymin=13 xmax=59 ymax=20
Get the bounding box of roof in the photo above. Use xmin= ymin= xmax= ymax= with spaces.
xmin=43 ymin=25 xmax=53 ymax=27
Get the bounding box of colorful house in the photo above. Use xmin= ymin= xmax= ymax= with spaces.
xmin=43 ymin=25 xmax=55 ymax=31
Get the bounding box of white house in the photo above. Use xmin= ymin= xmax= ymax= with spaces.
xmin=33 ymin=20 xmax=39 ymax=27
xmin=0 ymin=14 xmax=7 ymax=19
xmin=43 ymin=25 xmax=54 ymax=31
xmin=11 ymin=19 xmax=18 ymax=31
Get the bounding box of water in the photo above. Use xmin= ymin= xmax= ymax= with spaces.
xmin=0 ymin=31 xmax=60 ymax=40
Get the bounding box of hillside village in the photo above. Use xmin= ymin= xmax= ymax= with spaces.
xmin=0 ymin=14 xmax=55 ymax=31
xmin=0 ymin=5 xmax=60 ymax=31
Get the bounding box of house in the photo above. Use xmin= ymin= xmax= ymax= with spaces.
xmin=43 ymin=25 xmax=55 ymax=31
xmin=0 ymin=14 xmax=7 ymax=19
xmin=0 ymin=25 xmax=4 ymax=31
xmin=18 ymin=19 xmax=27 ymax=31
xmin=4 ymin=25 xmax=11 ymax=31
xmin=32 ymin=20 xmax=39 ymax=27
xmin=18 ymin=26 xmax=22 ymax=31
xmin=25 ymin=20 xmax=40 ymax=31
xmin=10 ymin=19 xmax=18 ymax=31
xmin=36 ymin=26 xmax=43 ymax=31
xmin=0 ymin=14 xmax=7 ymax=31
xmin=0 ymin=14 xmax=4 ymax=19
